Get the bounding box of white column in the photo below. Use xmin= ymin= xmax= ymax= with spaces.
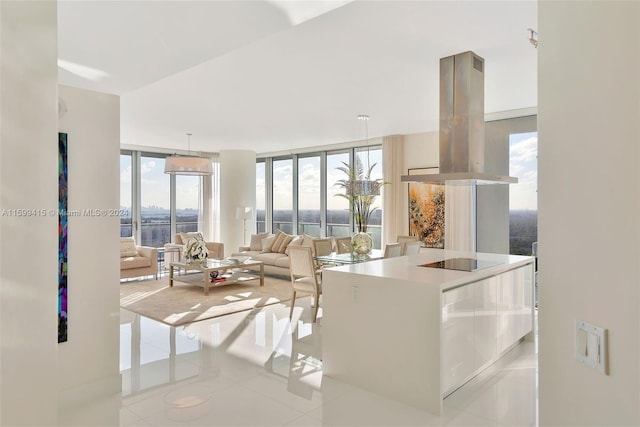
xmin=57 ymin=85 xmax=121 ymax=413
xmin=0 ymin=1 xmax=59 ymax=424
xmin=219 ymin=150 xmax=256 ymax=255
xmin=444 ymin=185 xmax=476 ymax=253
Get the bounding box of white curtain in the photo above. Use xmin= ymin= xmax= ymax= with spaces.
xmin=382 ymin=135 xmax=404 ymax=248
xmin=201 ymin=153 xmax=220 ymax=242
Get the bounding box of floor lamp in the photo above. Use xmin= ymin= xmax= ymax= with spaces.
xmin=236 ymin=206 xmax=253 ymax=245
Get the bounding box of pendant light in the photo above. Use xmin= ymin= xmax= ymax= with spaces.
xmin=346 ymin=115 xmax=380 ymax=196
xmin=164 ymin=133 xmax=212 ymax=176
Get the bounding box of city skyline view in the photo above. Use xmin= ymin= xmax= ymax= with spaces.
xmin=123 ymin=138 xmax=535 ymax=213
xmin=509 ymin=131 xmax=538 ymax=211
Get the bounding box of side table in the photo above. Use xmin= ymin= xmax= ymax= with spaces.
xmin=158 ymin=244 xmax=182 ymax=277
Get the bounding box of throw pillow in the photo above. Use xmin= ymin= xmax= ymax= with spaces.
xmin=271 ymin=230 xmax=289 ymax=253
xmin=249 ymin=232 xmax=269 ymax=251
xmin=284 ymin=236 xmax=304 ymax=255
xmin=276 ymin=234 xmax=295 ymax=254
xmin=120 ymin=237 xmax=138 ymax=257
xmin=180 ymin=232 xmax=203 ymax=244
xmin=261 ymin=235 xmax=276 ymax=253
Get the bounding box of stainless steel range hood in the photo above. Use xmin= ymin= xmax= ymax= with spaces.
xmin=401 ymin=51 xmax=517 ymax=185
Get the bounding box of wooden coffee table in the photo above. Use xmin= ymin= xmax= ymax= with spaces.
xmin=169 ymin=258 xmax=264 ymax=296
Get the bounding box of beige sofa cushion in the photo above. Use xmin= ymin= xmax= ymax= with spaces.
xmin=249 ymin=232 xmax=270 ymax=251
xmin=252 ymin=252 xmax=288 ymax=266
xmin=120 ymin=237 xmax=138 ymax=257
xmin=274 ymin=256 xmax=290 ymax=268
xmin=120 ymin=256 xmax=151 ymax=270
xmin=261 ymin=235 xmax=276 ymax=252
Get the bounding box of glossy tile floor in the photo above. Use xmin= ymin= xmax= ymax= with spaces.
xmin=61 ymin=297 xmax=538 ymax=427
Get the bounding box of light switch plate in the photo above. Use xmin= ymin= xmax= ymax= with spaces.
xmin=575 ymin=320 xmax=608 ymax=375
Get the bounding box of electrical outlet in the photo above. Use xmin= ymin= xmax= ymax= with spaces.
xmin=352 ymin=285 xmax=359 ymax=302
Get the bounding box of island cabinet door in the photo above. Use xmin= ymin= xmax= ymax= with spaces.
xmin=474 ymin=277 xmax=498 ymax=371
xmin=497 ymin=266 xmax=533 ymax=355
xmin=442 ymin=284 xmax=475 ymax=394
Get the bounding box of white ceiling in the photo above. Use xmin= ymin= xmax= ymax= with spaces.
xmin=57 ymin=0 xmax=537 ymax=155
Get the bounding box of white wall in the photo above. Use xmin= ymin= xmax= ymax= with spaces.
xmin=219 ymin=150 xmax=256 ymax=254
xmin=57 ymin=86 xmax=121 ymax=409
xmin=0 ymin=1 xmax=59 ymax=424
xmin=538 ymin=1 xmax=640 ymax=424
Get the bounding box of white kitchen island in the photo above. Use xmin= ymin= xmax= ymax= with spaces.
xmin=321 ymin=248 xmax=535 ymax=415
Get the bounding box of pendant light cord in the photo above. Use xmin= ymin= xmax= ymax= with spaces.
xmin=358 ymin=114 xmax=371 ymax=176
xmin=365 ymin=118 xmax=370 ymax=175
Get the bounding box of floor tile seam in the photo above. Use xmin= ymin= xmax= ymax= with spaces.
xmin=232 ymin=380 xmax=321 ymax=417
xmin=122 ymin=386 xmax=177 ymax=407
xmin=316 ymin=377 xmax=375 ymax=406
xmin=447 ymin=410 xmax=501 ymax=426
xmin=312 ymin=392 xmax=445 ymax=427
xmin=441 ymin=398 xmax=474 ymax=421
xmin=282 ymin=412 xmax=323 ymax=426
xmin=302 ymin=408 xmax=324 ymax=422
xmin=246 ymin=388 xmax=325 ymax=418
xmin=443 ymin=375 xmax=505 ymax=411
xmin=132 ymin=385 xmax=255 ymax=425
xmin=461 ymin=400 xmax=537 ymax=425
xmin=123 ymin=378 xmax=231 ymax=417
xmin=119 ymin=405 xmax=144 ymax=424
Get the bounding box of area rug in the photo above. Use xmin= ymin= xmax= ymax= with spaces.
xmin=120 ymin=275 xmax=293 ymax=326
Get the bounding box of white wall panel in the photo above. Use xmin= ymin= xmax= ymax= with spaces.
xmin=538 ymin=1 xmax=640 ymax=424
xmin=57 ymin=85 xmax=121 ymax=411
xmin=0 ymin=2 xmax=58 ymax=424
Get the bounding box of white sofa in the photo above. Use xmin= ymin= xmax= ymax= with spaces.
xmin=231 ymin=231 xmax=318 ymax=277
xmin=120 ymin=237 xmax=158 ymax=280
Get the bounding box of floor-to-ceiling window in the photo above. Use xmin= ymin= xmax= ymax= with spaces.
xmin=326 ymin=151 xmax=351 ymax=238
xmin=140 ymin=155 xmax=170 ymax=247
xmin=258 ymin=145 xmax=383 ymax=248
xmin=256 ymin=160 xmax=266 ymax=233
xmin=175 ymin=175 xmax=201 ymax=234
xmin=272 ymin=157 xmax=293 ymax=234
xmin=297 ymin=155 xmax=321 ymax=236
xmin=509 ymin=131 xmax=538 ymax=255
xmin=120 ymin=152 xmax=133 ymax=237
xmin=121 ymin=150 xmax=205 ymax=248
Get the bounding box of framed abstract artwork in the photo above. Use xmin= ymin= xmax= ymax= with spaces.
xmin=59 ymin=133 xmax=68 ymax=343
xmin=408 ymin=167 xmax=445 ymax=248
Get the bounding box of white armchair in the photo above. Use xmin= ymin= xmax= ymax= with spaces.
xmin=172 ymin=233 xmax=224 ymax=262
xmin=120 ymin=237 xmax=158 ymax=280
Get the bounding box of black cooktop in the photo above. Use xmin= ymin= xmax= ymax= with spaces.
xmin=419 ymin=257 xmax=501 ymax=272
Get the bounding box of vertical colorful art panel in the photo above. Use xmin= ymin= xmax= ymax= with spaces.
xmin=408 ymin=167 xmax=445 ymax=249
xmin=58 ymin=133 xmax=68 ymax=343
